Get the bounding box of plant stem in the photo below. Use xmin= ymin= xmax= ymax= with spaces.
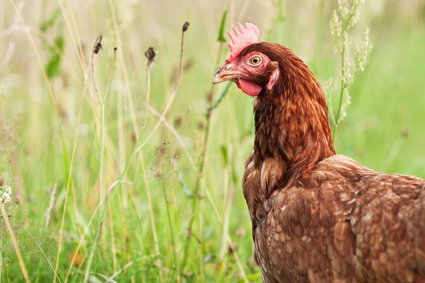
xmin=1 ymin=205 xmax=30 ymax=283
xmin=180 ymin=43 xmax=228 ymax=272
xmin=333 ymin=33 xmax=347 ymax=136
xmin=83 ymin=102 xmax=106 ymax=283
xmin=0 ymin=228 xmax=2 ymax=283
xmin=162 ymin=181 xmax=179 ymax=282
xmin=207 ymin=81 xmax=232 ymax=116
xmin=332 ymin=0 xmax=363 ymax=137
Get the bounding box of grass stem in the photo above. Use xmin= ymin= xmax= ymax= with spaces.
xmin=1 ymin=205 xmax=30 ymax=283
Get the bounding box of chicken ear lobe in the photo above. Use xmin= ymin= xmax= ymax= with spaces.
xmin=266 ymin=65 xmax=280 ymax=90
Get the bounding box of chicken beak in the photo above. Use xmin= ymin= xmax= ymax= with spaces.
xmin=212 ymin=65 xmax=239 ymax=84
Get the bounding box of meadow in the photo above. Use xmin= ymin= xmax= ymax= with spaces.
xmin=1 ymin=0 xmax=425 ymax=282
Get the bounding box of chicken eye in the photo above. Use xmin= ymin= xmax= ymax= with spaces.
xmin=248 ymin=56 xmax=262 ymax=66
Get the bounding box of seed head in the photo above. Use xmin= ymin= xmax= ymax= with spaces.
xmin=93 ymin=34 xmax=103 ymax=54
xmin=182 ymin=21 xmax=190 ymax=32
xmin=144 ymin=47 xmax=158 ymax=66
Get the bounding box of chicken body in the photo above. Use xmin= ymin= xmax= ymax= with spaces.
xmin=244 ymin=153 xmax=425 ymax=282
xmin=213 ymin=24 xmax=425 ymax=282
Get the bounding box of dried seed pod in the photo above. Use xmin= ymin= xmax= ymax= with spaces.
xmin=144 ymin=47 xmax=157 ymax=66
xmin=93 ymin=34 xmax=103 ymax=54
xmin=182 ymin=21 xmax=190 ymax=32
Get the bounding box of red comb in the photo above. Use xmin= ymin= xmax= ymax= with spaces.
xmin=226 ymin=23 xmax=259 ymax=62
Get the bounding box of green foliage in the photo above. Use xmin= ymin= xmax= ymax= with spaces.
xmin=207 ymin=81 xmax=232 ymax=116
xmin=0 ymin=1 xmax=425 ymax=282
xmin=40 ymin=9 xmax=65 ymax=79
xmin=45 ymin=34 xmax=65 ymax=79
xmin=217 ymin=10 xmax=228 ymax=43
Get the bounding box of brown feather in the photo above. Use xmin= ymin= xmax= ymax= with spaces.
xmin=238 ymin=42 xmax=425 ymax=282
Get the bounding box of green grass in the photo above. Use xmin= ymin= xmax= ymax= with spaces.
xmin=1 ymin=1 xmax=425 ymax=282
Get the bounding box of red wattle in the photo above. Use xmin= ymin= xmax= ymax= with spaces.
xmin=236 ymin=79 xmax=263 ymax=96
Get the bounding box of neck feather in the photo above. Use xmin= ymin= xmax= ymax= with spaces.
xmin=253 ymin=47 xmax=335 ymax=187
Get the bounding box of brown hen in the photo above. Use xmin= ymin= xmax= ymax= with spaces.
xmin=213 ymin=23 xmax=425 ymax=282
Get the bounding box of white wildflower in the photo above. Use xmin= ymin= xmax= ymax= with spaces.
xmin=324 ymin=78 xmax=338 ymax=119
xmin=0 ymin=186 xmax=12 ymax=204
xmin=342 ymin=47 xmax=355 ymax=85
xmin=340 ymin=88 xmax=352 ymax=119
xmin=328 ymin=0 xmax=372 ymax=130
xmin=338 ymin=0 xmax=350 ymax=19
xmin=350 ymin=6 xmax=361 ymax=28
xmin=330 ymin=11 xmax=342 ymax=36
xmin=324 ymin=78 xmax=338 ymax=97
xmin=355 ymin=28 xmax=373 ymax=72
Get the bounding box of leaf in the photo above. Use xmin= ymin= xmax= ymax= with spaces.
xmin=238 ymin=273 xmax=261 ymax=282
xmin=232 ymin=166 xmax=239 ymax=185
xmin=69 ymin=250 xmax=85 ymax=267
xmin=216 ymin=10 xmax=228 ymax=42
xmin=46 ymin=54 xmax=61 ymax=78
xmin=40 ymin=9 xmax=61 ymax=32
xmin=220 ymin=145 xmax=228 ymax=163
xmin=54 ymin=35 xmax=65 ymax=52
xmin=45 ymin=34 xmax=65 ymax=78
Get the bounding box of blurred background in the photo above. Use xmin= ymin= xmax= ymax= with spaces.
xmin=0 ymin=0 xmax=425 ymax=282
